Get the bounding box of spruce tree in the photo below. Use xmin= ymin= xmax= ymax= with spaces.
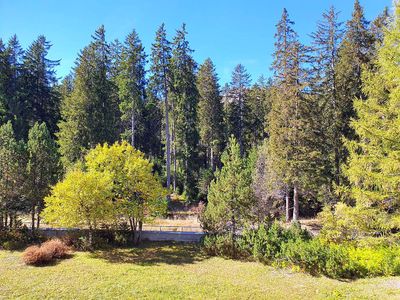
xmin=197 ymin=58 xmax=224 ymax=170
xmin=170 ymin=24 xmax=200 ymax=200
xmin=268 ymin=9 xmax=316 ymax=221
xmin=116 ymin=30 xmax=147 ymax=150
xmin=20 ymin=36 xmax=60 ymax=137
xmin=310 ymin=6 xmax=344 ymax=193
xmin=224 ymin=64 xmax=251 ymax=156
xmin=57 ymin=25 xmax=119 ymax=167
xmin=149 ymin=23 xmax=172 ymax=191
xmin=336 ymin=0 xmax=374 ymax=146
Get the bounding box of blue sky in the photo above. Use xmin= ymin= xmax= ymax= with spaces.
xmin=0 ymin=0 xmax=391 ymax=85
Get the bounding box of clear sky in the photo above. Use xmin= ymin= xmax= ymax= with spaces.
xmin=0 ymin=0 xmax=392 ymax=85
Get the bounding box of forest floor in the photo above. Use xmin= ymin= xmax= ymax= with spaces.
xmin=1 ymin=242 xmax=399 ymax=299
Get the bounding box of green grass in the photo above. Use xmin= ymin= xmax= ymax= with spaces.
xmin=0 ymin=242 xmax=399 ymax=299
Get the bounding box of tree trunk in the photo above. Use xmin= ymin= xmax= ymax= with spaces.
xmin=36 ymin=214 xmax=40 ymax=230
xmin=0 ymin=213 xmax=3 ymax=229
xmin=210 ymin=147 xmax=214 ymax=171
xmin=164 ymin=95 xmax=171 ymax=192
xmin=231 ymin=214 xmax=236 ymax=258
xmin=131 ymin=109 xmax=136 ymax=148
xmin=136 ymin=221 xmax=143 ymax=245
xmin=293 ymin=185 xmax=299 ymax=222
xmin=31 ymin=205 xmax=35 ymax=231
xmin=285 ymin=191 xmax=290 ymax=223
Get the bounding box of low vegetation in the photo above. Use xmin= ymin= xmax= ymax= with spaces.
xmin=22 ymin=239 xmax=71 ymax=265
xmin=1 ymin=243 xmax=400 ymax=299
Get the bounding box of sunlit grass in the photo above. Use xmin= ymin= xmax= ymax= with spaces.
xmin=0 ymin=242 xmax=399 ymax=299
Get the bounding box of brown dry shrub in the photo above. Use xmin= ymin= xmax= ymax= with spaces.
xmin=41 ymin=239 xmax=70 ymax=258
xmin=22 ymin=245 xmax=53 ymax=265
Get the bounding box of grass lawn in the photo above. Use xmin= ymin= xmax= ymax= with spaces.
xmin=0 ymin=242 xmax=399 ymax=299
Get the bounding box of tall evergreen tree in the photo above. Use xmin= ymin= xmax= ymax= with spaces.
xmin=197 ymin=58 xmax=224 ymax=170
xmin=310 ymin=6 xmax=344 ymax=194
xmin=0 ymin=36 xmax=24 ymax=137
xmin=57 ymin=25 xmax=119 ymax=167
xmin=20 ymin=36 xmax=60 ymax=137
xmin=116 ymin=30 xmax=147 ymax=149
xmin=149 ymin=23 xmax=172 ymax=191
xmin=268 ymin=9 xmax=316 ymax=221
xmin=170 ymin=24 xmax=200 ymax=200
xmin=224 ymin=64 xmax=251 ymax=156
xmin=26 ymin=122 xmax=59 ymax=230
xmin=335 ymin=0 xmax=374 ymax=148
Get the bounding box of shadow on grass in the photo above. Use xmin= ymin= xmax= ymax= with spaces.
xmin=90 ymin=242 xmax=207 ymax=266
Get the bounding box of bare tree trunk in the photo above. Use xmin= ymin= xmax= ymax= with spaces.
xmin=285 ymin=191 xmax=290 ymax=223
xmin=293 ymin=185 xmax=299 ymax=222
xmin=131 ymin=110 xmax=136 ymax=148
xmin=36 ymin=214 xmax=40 ymax=230
xmin=0 ymin=213 xmax=3 ymax=229
xmin=31 ymin=205 xmax=35 ymax=231
xmin=164 ymin=95 xmax=171 ymax=191
xmin=210 ymin=147 xmax=214 ymax=171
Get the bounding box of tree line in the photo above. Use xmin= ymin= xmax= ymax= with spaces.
xmin=0 ymin=0 xmax=396 ymax=232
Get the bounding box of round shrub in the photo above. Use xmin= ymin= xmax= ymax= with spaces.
xmin=22 ymin=245 xmax=53 ymax=265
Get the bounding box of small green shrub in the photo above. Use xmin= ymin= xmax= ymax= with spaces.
xmin=202 ymin=221 xmax=400 ymax=279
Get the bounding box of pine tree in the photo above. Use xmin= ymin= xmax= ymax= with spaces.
xmin=170 ymin=24 xmax=200 ymax=200
xmin=149 ymin=23 xmax=172 ymax=191
xmin=115 ymin=30 xmax=147 ymax=149
xmin=268 ymin=9 xmax=315 ymax=221
xmin=224 ymin=64 xmax=251 ymax=156
xmin=344 ymin=4 xmax=400 ymax=213
xmin=26 ymin=122 xmax=59 ymax=230
xmin=197 ymin=58 xmax=224 ymax=170
xmin=201 ymin=136 xmax=253 ymax=256
xmin=20 ymin=36 xmax=60 ymax=137
xmin=57 ymin=25 xmax=119 ymax=168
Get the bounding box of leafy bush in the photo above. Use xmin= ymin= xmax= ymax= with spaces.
xmin=22 ymin=245 xmax=53 ymax=265
xmin=0 ymin=229 xmax=44 ymax=250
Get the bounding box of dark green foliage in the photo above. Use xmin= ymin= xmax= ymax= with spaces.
xmin=203 ymin=221 xmax=400 ymax=279
xmin=224 ymin=64 xmax=251 ymax=156
xmin=197 ymin=58 xmax=225 ymax=170
xmin=57 ymin=26 xmax=119 ymax=168
xmin=149 ymin=23 xmax=172 ymax=190
xmin=115 ymin=30 xmax=147 ymax=149
xmin=19 ymin=36 xmax=60 ymax=138
xmin=170 ymin=24 xmax=200 ymax=200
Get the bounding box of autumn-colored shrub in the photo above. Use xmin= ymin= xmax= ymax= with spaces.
xmin=22 ymin=239 xmax=71 ymax=265
xmin=41 ymin=239 xmax=70 ymax=258
xmin=22 ymin=245 xmax=53 ymax=265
